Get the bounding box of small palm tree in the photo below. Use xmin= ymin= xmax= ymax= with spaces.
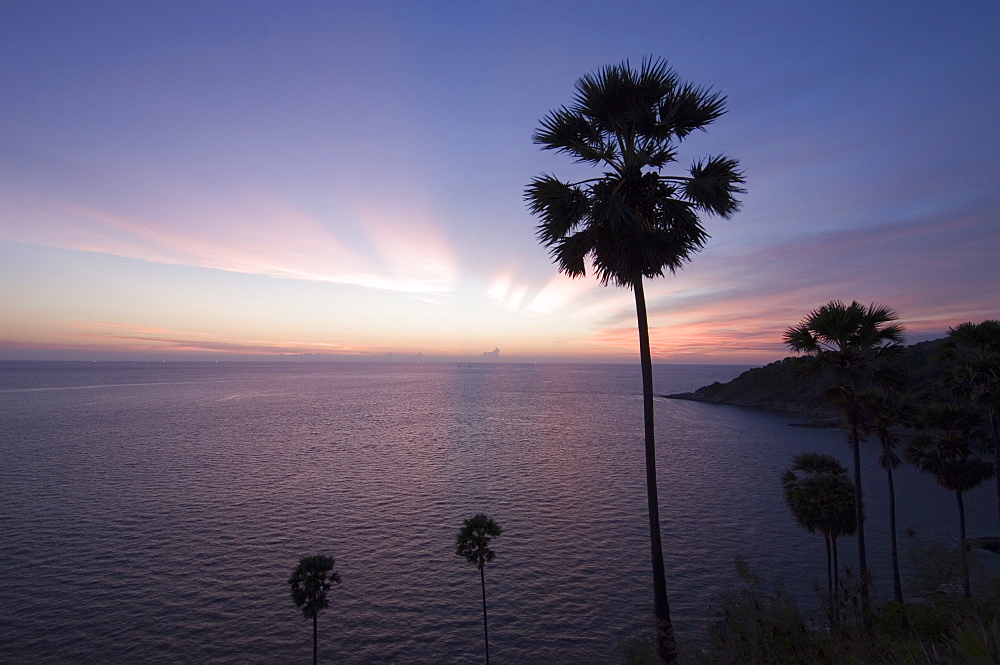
xmin=456 ymin=514 xmax=502 ymax=665
xmin=289 ymin=554 xmax=340 ymax=665
xmin=525 ymin=57 xmax=744 ymax=665
xmin=784 ymin=300 xmax=904 ymax=617
xmin=941 ymin=320 xmax=1000 ymax=529
xmin=781 ymin=452 xmax=856 ymax=625
xmin=907 ymin=404 xmax=995 ymax=597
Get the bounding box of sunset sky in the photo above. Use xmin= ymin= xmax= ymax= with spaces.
xmin=2 ymin=1 xmax=998 ymax=363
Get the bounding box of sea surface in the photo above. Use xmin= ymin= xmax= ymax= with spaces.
xmin=0 ymin=361 xmax=995 ymax=664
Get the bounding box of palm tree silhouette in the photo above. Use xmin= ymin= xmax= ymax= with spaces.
xmin=860 ymin=388 xmax=909 ymax=610
xmin=784 ymin=300 xmax=904 ymax=618
xmin=941 ymin=320 xmax=1000 ymax=529
xmin=907 ymin=404 xmax=994 ymax=597
xmin=781 ymin=452 xmax=856 ymax=625
xmin=525 ymin=57 xmax=744 ymax=665
xmin=289 ymin=554 xmax=340 ymax=665
xmin=456 ymin=514 xmax=502 ymax=665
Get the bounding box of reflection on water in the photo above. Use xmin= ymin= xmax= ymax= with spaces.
xmin=0 ymin=362 xmax=994 ymax=663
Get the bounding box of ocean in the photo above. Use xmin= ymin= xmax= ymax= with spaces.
xmin=0 ymin=361 xmax=994 ymax=663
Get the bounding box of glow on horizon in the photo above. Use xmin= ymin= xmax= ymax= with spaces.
xmin=1 ymin=3 xmax=998 ymax=364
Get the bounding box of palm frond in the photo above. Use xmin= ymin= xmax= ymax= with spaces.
xmin=859 ymin=302 xmax=904 ymax=345
xmin=650 ymin=198 xmax=709 ymax=268
xmin=792 ymin=452 xmax=849 ymax=475
xmin=684 ymin=155 xmax=746 ymax=217
xmin=574 ymin=59 xmax=665 ymax=137
xmin=656 ymin=81 xmax=728 ymax=140
xmin=948 ymin=320 xmax=1000 ymax=350
xmin=550 ymin=228 xmax=592 ymax=279
xmin=784 ymin=324 xmax=820 ymax=353
xmin=525 ymin=175 xmax=589 ymax=246
xmin=533 ymin=106 xmax=613 ymax=165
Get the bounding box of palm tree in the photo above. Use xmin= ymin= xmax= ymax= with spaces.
xmin=456 ymin=513 xmax=502 ymax=665
xmin=860 ymin=388 xmax=908 ymax=608
xmin=783 ymin=300 xmax=904 ymax=618
xmin=289 ymin=554 xmax=340 ymax=665
xmin=941 ymin=320 xmax=1000 ymax=529
xmin=907 ymin=404 xmax=994 ymax=597
xmin=525 ymin=57 xmax=744 ymax=665
xmin=781 ymin=452 xmax=856 ymax=625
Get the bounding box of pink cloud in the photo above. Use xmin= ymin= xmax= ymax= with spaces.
xmin=567 ymin=205 xmax=998 ymax=362
xmin=0 ymin=182 xmax=457 ymax=295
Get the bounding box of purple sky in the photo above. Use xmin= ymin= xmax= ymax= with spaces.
xmin=2 ymin=1 xmax=998 ymax=362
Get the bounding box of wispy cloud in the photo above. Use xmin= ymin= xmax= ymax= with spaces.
xmin=0 ymin=182 xmax=459 ymax=296
xmin=60 ymin=333 xmax=369 ymax=356
xmin=525 ymin=273 xmax=596 ymax=314
xmin=487 ymin=271 xmax=532 ymax=310
xmin=353 ymin=201 xmax=459 ymax=294
xmin=37 ymin=321 xmax=368 ymax=356
xmin=564 ymin=204 xmax=1000 ymax=361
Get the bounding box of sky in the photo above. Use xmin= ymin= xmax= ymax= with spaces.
xmin=1 ymin=1 xmax=998 ymax=364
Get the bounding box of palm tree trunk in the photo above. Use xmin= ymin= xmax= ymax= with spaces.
xmin=886 ymin=467 xmax=904 ymax=604
xmin=957 ymin=491 xmax=971 ymax=598
xmin=312 ymin=613 xmax=318 ymax=665
xmin=832 ymin=537 xmax=839 ymax=624
xmin=990 ymin=409 xmax=1000 ymax=532
xmin=634 ymin=278 xmax=677 ymax=665
xmin=886 ymin=466 xmax=910 ymax=631
xmin=824 ymin=534 xmax=834 ymax=628
xmin=480 ymin=565 xmax=490 ymax=665
xmin=848 ymin=412 xmax=871 ymax=623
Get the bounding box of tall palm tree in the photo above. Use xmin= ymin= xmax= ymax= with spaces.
xmin=781 ymin=452 xmax=856 ymax=625
xmin=456 ymin=513 xmax=502 ymax=665
xmin=525 ymin=57 xmax=744 ymax=665
xmin=784 ymin=300 xmax=904 ymax=618
xmin=860 ymin=388 xmax=908 ymax=608
xmin=907 ymin=404 xmax=995 ymax=597
xmin=289 ymin=554 xmax=340 ymax=665
xmin=941 ymin=320 xmax=1000 ymax=529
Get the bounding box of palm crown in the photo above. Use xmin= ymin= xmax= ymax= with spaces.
xmin=784 ymin=300 xmax=906 ymax=394
xmin=907 ymin=405 xmax=994 ymax=494
xmin=782 ymin=452 xmax=856 ymax=540
xmin=289 ymin=555 xmax=340 ymax=619
xmin=942 ymin=320 xmax=1000 ymax=409
xmin=525 ymin=57 xmax=744 ymax=289
xmin=784 ymin=301 xmax=904 ymax=358
xmin=455 ymin=513 xmax=502 ymax=570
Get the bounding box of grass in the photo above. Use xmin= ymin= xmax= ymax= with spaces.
xmin=617 ymin=548 xmax=1000 ymax=665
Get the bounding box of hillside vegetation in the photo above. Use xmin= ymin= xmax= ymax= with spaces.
xmin=667 ymin=339 xmax=949 ymax=425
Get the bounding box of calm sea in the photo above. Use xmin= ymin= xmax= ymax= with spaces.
xmin=0 ymin=362 xmax=994 ymax=664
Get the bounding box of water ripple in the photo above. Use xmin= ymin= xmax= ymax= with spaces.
xmin=1 ymin=362 xmax=994 ymax=663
